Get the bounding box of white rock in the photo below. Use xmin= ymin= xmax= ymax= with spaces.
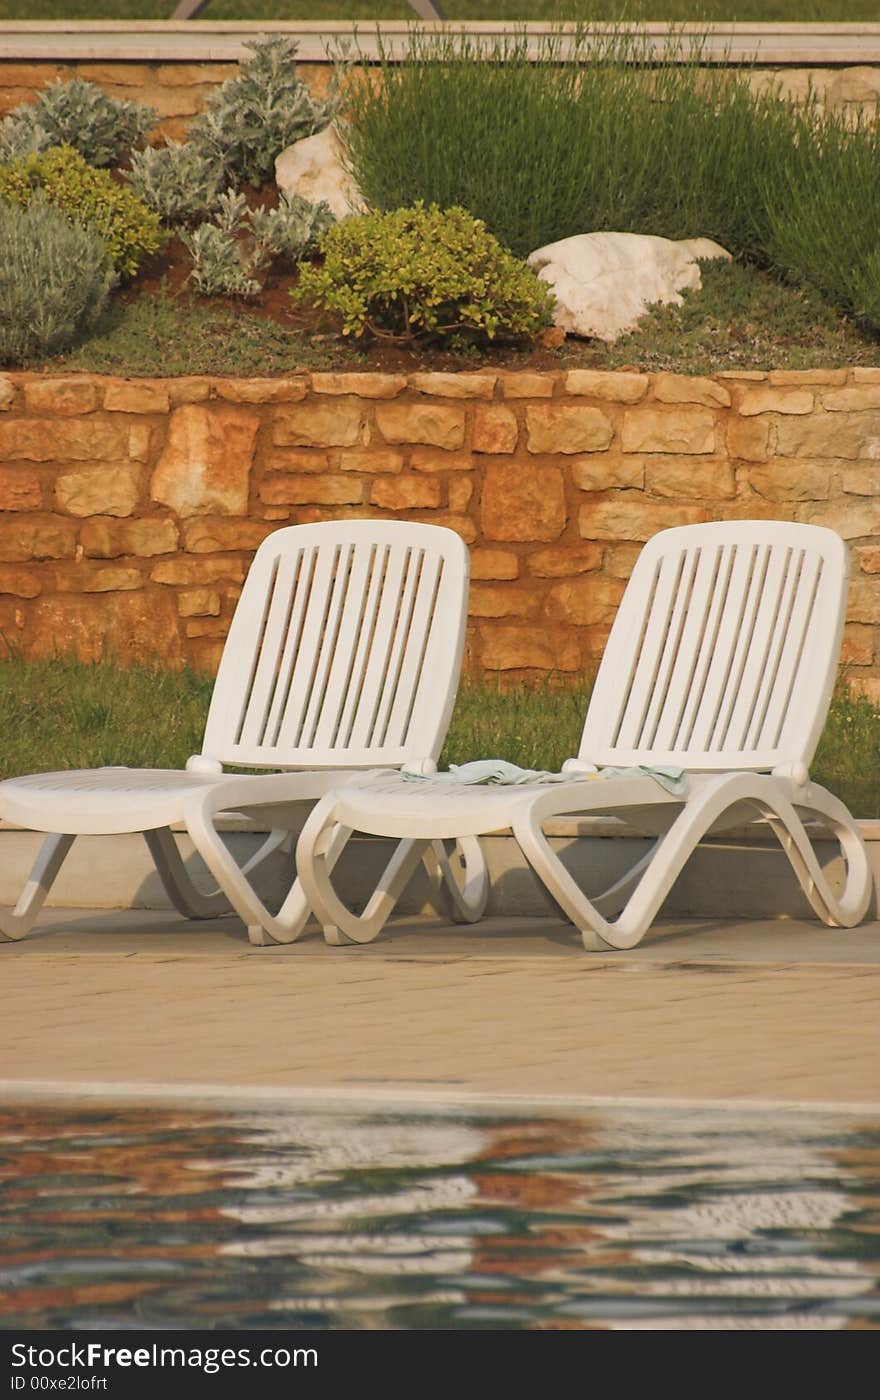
xmin=527 ymin=231 xmax=732 ymax=342
xmin=274 ymin=124 xmax=364 ymax=221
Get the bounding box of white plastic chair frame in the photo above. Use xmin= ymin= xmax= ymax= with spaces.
xmin=296 ymin=520 xmax=873 ymax=951
xmin=0 ymin=520 xmax=487 ymax=945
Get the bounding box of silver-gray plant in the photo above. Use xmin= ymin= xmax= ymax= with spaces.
xmin=187 ymin=35 xmax=337 ymax=188
xmin=249 ymin=191 xmax=335 ymax=261
xmin=2 ymin=78 xmax=156 ymax=168
xmin=180 ymin=188 xmax=333 ymax=299
xmin=0 ymin=112 xmax=52 ymax=164
xmin=124 ymin=140 xmax=226 ymax=223
xmin=0 ymin=196 xmax=114 ymax=364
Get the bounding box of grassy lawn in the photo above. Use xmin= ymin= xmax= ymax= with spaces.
xmin=46 ymin=260 xmax=879 ymax=377
xmin=1 ymin=658 xmax=878 ymax=815
xmin=2 ymin=3 xmax=880 ymax=20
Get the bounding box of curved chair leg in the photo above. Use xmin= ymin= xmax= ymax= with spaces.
xmin=763 ymin=785 xmax=872 ymax=928
xmin=144 ymin=826 xmax=238 ymax=920
xmin=297 ymin=794 xmax=431 ymax=945
xmin=424 ymin=837 xmax=489 ymax=924
xmin=0 ymin=832 xmax=75 ymax=942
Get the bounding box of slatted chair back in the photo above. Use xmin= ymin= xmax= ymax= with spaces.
xmin=201 ymin=521 xmax=469 ymax=770
xmin=579 ymin=521 xmax=848 ymax=774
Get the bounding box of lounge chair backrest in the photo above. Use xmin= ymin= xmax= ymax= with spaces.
xmin=200 ymin=520 xmax=469 ymax=770
xmin=579 ymin=520 xmax=848 ymax=774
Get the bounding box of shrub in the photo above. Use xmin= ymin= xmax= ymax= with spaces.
xmin=181 ymin=189 xmax=333 ymax=298
xmin=0 ymin=78 xmax=155 ymax=168
xmin=0 ymin=145 xmax=165 ymax=276
xmin=0 ymin=197 xmax=113 ymax=364
xmin=188 ymin=35 xmax=337 ymax=188
xmin=0 ymin=112 xmax=52 ymax=164
xmin=124 ymin=140 xmax=227 ymax=224
xmin=339 ymin=26 xmax=808 ymax=262
xmin=292 ymin=202 xmax=555 ymax=344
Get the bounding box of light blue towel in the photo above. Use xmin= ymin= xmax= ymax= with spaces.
xmin=402 ymin=759 xmax=688 ymax=797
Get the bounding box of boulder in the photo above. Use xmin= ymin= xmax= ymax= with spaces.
xmin=527 ymin=231 xmax=732 ymax=342
xmin=274 ymin=124 xmax=364 ymax=221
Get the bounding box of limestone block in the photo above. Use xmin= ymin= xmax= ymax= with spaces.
xmin=747 ymin=461 xmax=831 ymax=502
xmin=375 ymin=402 xmax=465 ymax=450
xmin=572 ymin=456 xmax=644 ymax=491
xmin=0 ymin=568 xmax=40 ymax=598
xmin=55 ymin=566 xmax=143 ymax=593
xmin=264 ymin=450 xmax=330 ymax=475
xmin=852 ymin=368 xmax=880 ymax=384
xmin=55 ymin=462 xmax=142 ymax=518
xmin=311 ymin=373 xmax=406 ymax=399
xmin=776 ymin=414 xmax=880 ymax=460
xmin=29 ymin=590 xmax=183 ymax=666
xmin=470 ymin=548 xmax=519 ymax=580
xmin=525 ymin=404 xmax=614 ymax=454
xmin=0 ymin=466 xmax=41 ymax=511
xmin=185 ymin=618 xmax=227 ymax=638
xmin=652 ymin=373 xmax=730 ymax=408
xmin=527 ymin=543 xmax=603 ymax=577
xmin=178 ymin=588 xmax=222 ymax=618
xmin=472 ymin=404 xmax=518 ymax=455
xmin=410 ymin=373 xmax=496 ymax=400
xmin=545 ymin=574 xmax=626 ymax=626
xmin=727 ymin=417 xmax=771 ymax=462
xmin=527 ymin=231 xmax=731 ymax=341
xmin=841 ymin=467 xmax=880 ymax=497
xmin=621 ymin=407 xmax=716 ymax=455
xmin=579 ymin=499 xmax=707 ymax=540
xmin=0 ymin=520 xmax=76 ymax=563
xmin=102 ymin=381 xmax=170 ymax=414
xmin=479 ymin=623 xmax=580 ymax=672
xmin=856 ymin=547 xmax=880 ymax=573
xmin=23 ymin=379 xmax=99 ymax=415
xmin=151 ymin=558 xmax=246 ymax=586
xmin=845 ymin=579 xmax=880 ymax=624
xmin=0 ymin=378 xmax=13 ymax=411
xmin=798 ymin=503 xmax=880 ymax=539
xmin=447 ymin=478 xmax=473 ymax=512
xmin=563 ymin=370 xmax=648 ymax=403
xmin=274 ymin=125 xmax=364 ymax=221
xmin=79 ymin=518 xmax=179 ymax=559
xmin=216 ymin=378 xmax=307 ymax=404
xmin=182 ymin=521 xmax=277 ymax=553
xmin=841 ymin=624 xmax=874 ymax=666
xmin=605 ymin=543 xmax=643 ymax=578
xmin=769 ymin=369 xmax=847 ymax=386
xmin=262 ymin=476 xmax=364 ymax=506
xmin=169 ymin=379 xmax=212 ymax=405
xmin=646 ymin=458 xmax=736 ymax=499
xmin=370 ymin=477 xmax=442 ymax=510
xmin=828 ymin=66 xmax=880 ymax=106
xmin=151 ymin=404 xmax=258 ymax=516
xmin=500 ymin=372 xmax=555 ymax=399
xmin=337 ymin=449 xmax=405 ymax=474
xmin=80 ymin=62 xmax=153 ymax=87
xmin=273 ymin=400 xmax=365 ymax=449
xmin=481 ymin=462 xmax=566 ymax=542
xmin=823 ymin=386 xmax=880 ymax=412
xmin=410 ymin=449 xmax=473 ymax=472
xmin=408 ymin=512 xmax=477 ymax=544
xmin=468 ymin=584 xmax=540 ymax=619
xmin=0 ymin=417 xmax=130 ymax=461
xmin=738 ymin=388 xmax=814 ymax=416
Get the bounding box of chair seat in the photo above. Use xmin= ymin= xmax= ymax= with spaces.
xmin=0 ymin=768 xmax=229 ymax=835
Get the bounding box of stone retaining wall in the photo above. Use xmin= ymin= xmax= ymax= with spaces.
xmin=1 ymin=59 xmax=878 ymax=144
xmin=1 ymin=367 xmax=879 ymax=693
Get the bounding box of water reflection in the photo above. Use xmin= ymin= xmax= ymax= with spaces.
xmin=0 ymin=1103 xmax=877 ymax=1330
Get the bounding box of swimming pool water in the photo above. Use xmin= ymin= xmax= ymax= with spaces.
xmin=0 ymin=1101 xmax=877 ymax=1330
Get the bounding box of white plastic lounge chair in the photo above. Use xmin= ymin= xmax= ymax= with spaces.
xmin=295 ymin=520 xmax=872 ymax=951
xmin=0 ymin=519 xmax=487 ymax=945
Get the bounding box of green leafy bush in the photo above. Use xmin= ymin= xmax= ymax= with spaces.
xmin=0 ymin=196 xmax=113 ymax=365
xmin=0 ymin=145 xmax=165 ymax=276
xmin=292 ymin=202 xmax=554 ymax=344
xmin=0 ymin=77 xmax=155 ymax=168
xmin=182 ymin=189 xmax=334 ymax=298
xmin=124 ymin=140 xmax=227 ymax=223
xmin=188 ymin=35 xmax=336 ymax=188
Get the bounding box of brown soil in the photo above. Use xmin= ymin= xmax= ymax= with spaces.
xmin=123 ymin=235 xmax=612 ymax=376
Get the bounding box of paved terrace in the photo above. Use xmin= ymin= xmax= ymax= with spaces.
xmin=1 ymin=908 xmax=878 ymax=1113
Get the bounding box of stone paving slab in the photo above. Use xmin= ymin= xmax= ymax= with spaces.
xmin=1 ymin=909 xmax=878 ymax=1110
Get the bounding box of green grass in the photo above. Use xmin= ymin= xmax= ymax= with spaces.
xmin=2 ymin=3 xmax=880 ymax=20
xmin=40 ymin=261 xmax=878 ymax=377
xmin=1 ymin=658 xmax=878 ymax=815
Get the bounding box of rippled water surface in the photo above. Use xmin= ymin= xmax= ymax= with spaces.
xmin=1 ymin=1102 xmax=878 ymax=1330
